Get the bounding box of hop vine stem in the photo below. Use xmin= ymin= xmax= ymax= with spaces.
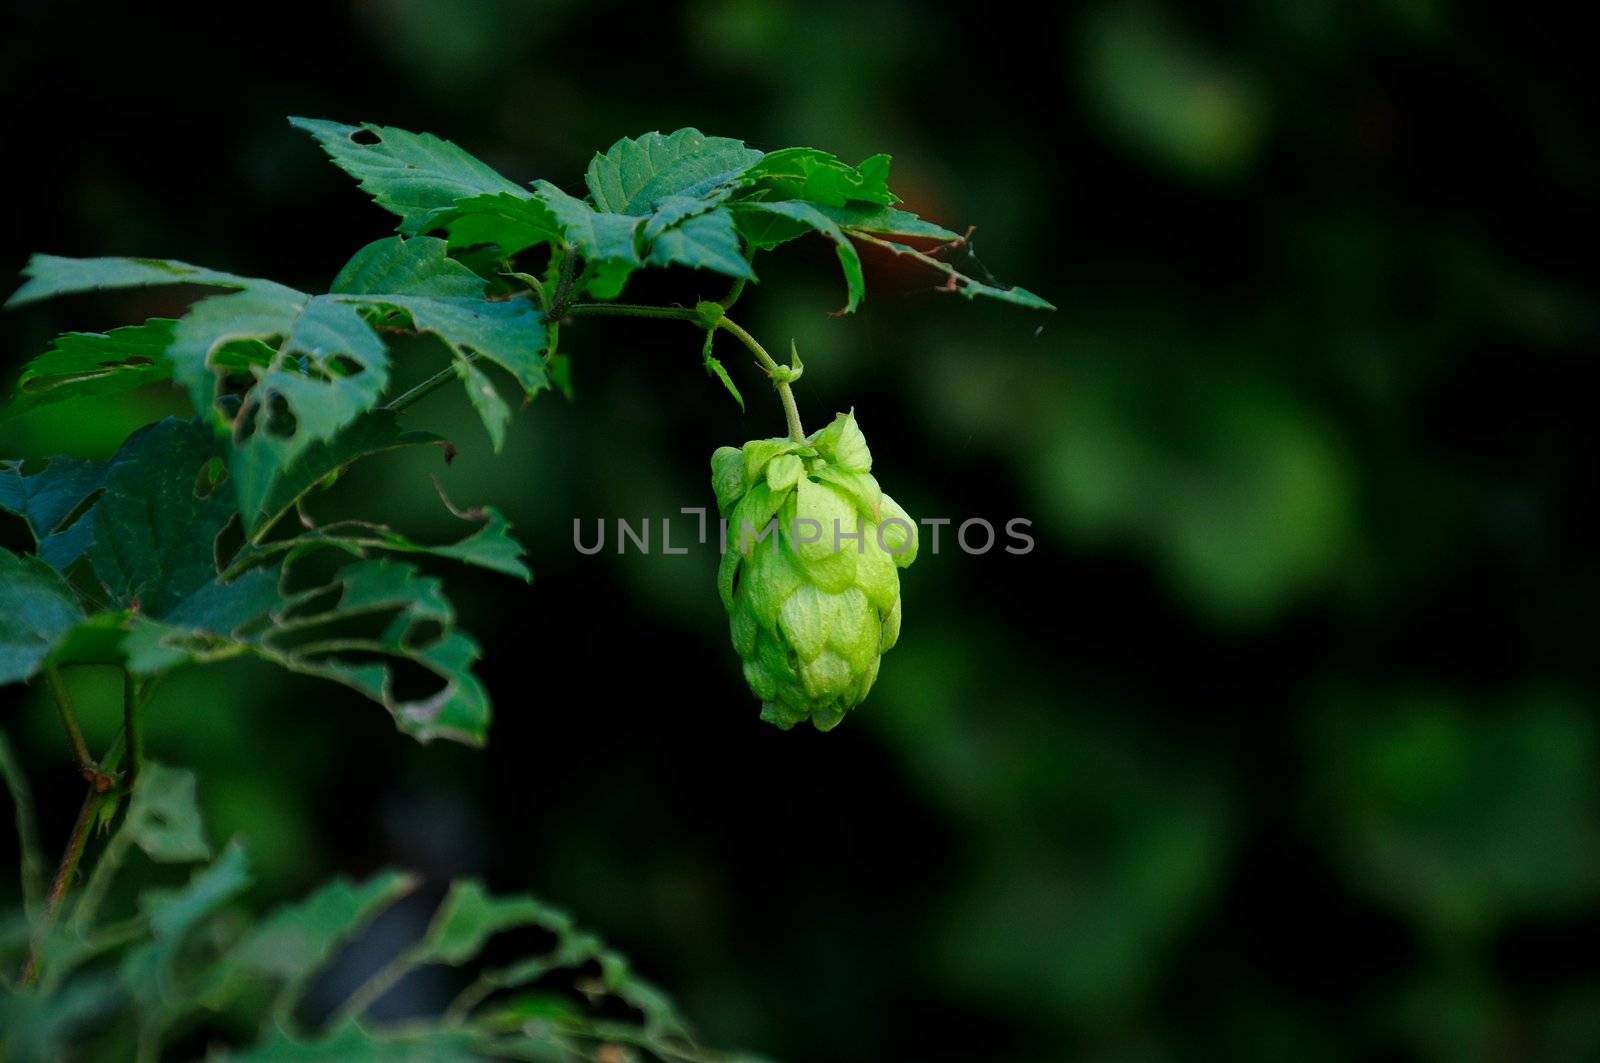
xmin=563 ymin=303 xmax=807 ymax=442
xmin=385 ymin=301 xmax=809 ymax=443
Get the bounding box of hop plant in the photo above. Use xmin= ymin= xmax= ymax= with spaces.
xmin=712 ymin=411 xmax=917 ymax=731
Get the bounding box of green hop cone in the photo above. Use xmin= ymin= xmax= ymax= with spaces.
xmin=711 ymin=410 xmax=917 ymax=731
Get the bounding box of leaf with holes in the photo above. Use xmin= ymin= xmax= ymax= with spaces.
xmin=123 ymin=557 xmax=491 ymax=745
xmin=204 ymin=870 xmax=416 ymax=1013
xmin=328 ymin=236 xmax=548 ymax=449
xmin=1 ymin=319 xmax=177 ymax=422
xmin=290 ymin=118 xmax=528 ymax=234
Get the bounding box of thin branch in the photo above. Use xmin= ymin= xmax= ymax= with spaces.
xmin=0 ymin=730 xmax=46 ymax=918
xmin=565 ymin=303 xmax=807 ymax=442
xmin=45 ymin=668 xmax=111 ymax=790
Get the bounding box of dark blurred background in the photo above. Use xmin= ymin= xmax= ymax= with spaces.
xmin=4 ymin=1 xmax=1600 ymax=1059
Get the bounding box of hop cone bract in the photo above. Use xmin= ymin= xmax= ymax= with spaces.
xmin=712 ymin=411 xmax=917 ymax=731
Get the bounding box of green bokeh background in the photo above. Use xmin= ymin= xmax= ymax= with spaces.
xmin=3 ymin=1 xmax=1598 ymax=1059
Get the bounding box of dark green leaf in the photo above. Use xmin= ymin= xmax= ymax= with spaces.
xmin=246 ymin=505 xmax=531 ymax=583
xmin=86 ymin=419 xmax=238 ymax=616
xmin=0 ymin=547 xmax=85 ymax=685
xmin=585 ymin=128 xmax=763 ymax=215
xmin=0 ymin=457 xmax=105 ymax=552
xmin=289 ymin=118 xmax=527 ymax=235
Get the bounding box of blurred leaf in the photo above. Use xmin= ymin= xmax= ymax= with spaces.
xmin=1312 ymin=690 xmax=1600 ymax=938
xmin=1080 ymin=3 xmax=1267 ymax=179
xmin=207 ymin=870 xmax=416 ymax=1010
xmin=121 ymin=761 xmax=213 ymax=863
xmin=121 ymin=842 xmax=253 ymax=1024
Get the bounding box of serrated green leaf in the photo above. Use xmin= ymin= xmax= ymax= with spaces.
xmin=739 ymin=146 xmax=898 ymax=207
xmin=533 ymin=182 xmax=643 ymax=298
xmin=1 ymin=319 xmax=176 ymax=422
xmin=289 ymin=118 xmax=527 ymax=235
xmin=585 ymin=128 xmax=763 ymax=215
xmin=165 ymin=282 xmax=392 ymax=524
xmin=453 ymin=356 xmax=512 ymax=450
xmin=422 ymin=192 xmax=563 ymax=257
xmin=6 ymin=255 xmax=256 ymax=309
xmin=126 ymin=558 xmax=490 ymax=745
xmin=640 ymin=193 xmax=726 ymax=244
xmin=646 ymin=208 xmax=755 ymax=280
xmin=731 ymin=201 xmax=863 ymax=313
xmin=329 ymin=236 xmax=548 ymax=446
xmin=822 ymin=203 xmax=961 ymax=241
xmin=0 ymin=547 xmax=85 ymax=685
